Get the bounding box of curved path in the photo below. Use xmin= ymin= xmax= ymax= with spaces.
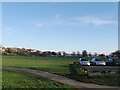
xmin=3 ymin=67 xmax=119 ymax=89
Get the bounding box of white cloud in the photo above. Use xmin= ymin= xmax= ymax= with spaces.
xmin=24 ymin=21 xmax=44 ymax=28
xmin=76 ymin=16 xmax=117 ymax=26
xmin=35 ymin=23 xmax=44 ymax=27
xmin=25 ymin=14 xmax=63 ymax=28
xmin=25 ymin=15 xmax=117 ymax=28
xmin=3 ymin=26 xmax=19 ymax=35
xmin=2 ymin=27 xmax=14 ymax=39
xmin=3 ymin=27 xmax=14 ymax=32
xmin=55 ymin=14 xmax=61 ymax=19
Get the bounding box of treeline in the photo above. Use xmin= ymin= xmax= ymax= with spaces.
xmin=0 ymin=46 xmax=120 ymax=59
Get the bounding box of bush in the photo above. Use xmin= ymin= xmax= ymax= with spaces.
xmin=69 ymin=64 xmax=88 ymax=76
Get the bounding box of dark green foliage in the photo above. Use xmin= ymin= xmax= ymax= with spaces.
xmin=82 ymin=50 xmax=88 ymax=57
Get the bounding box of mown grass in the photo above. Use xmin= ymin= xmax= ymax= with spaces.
xmin=2 ymin=55 xmax=78 ymax=75
xmin=2 ymin=56 xmax=78 ymax=89
xmin=2 ymin=55 xmax=119 ymax=87
xmin=2 ymin=70 xmax=75 ymax=89
xmin=0 ymin=70 xmax=2 ymax=90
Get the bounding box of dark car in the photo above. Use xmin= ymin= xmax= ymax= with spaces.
xmin=112 ymin=59 xmax=120 ymax=66
xmin=108 ymin=58 xmax=120 ymax=66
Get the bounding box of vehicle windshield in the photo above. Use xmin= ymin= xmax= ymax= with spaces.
xmin=95 ymin=59 xmax=104 ymax=61
xmin=80 ymin=59 xmax=88 ymax=61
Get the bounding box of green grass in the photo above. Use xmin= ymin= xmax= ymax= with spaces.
xmin=2 ymin=70 xmax=75 ymax=89
xmin=2 ymin=55 xmax=119 ymax=87
xmin=2 ymin=56 xmax=78 ymax=88
xmin=0 ymin=70 xmax=2 ymax=90
xmin=67 ymin=74 xmax=120 ymax=86
xmin=2 ymin=55 xmax=78 ymax=75
xmin=87 ymin=74 xmax=120 ymax=86
xmin=67 ymin=64 xmax=120 ymax=86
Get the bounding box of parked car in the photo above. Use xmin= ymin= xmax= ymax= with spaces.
xmin=108 ymin=58 xmax=120 ymax=66
xmin=79 ymin=58 xmax=90 ymax=66
xmin=107 ymin=56 xmax=113 ymax=65
xmin=91 ymin=58 xmax=106 ymax=65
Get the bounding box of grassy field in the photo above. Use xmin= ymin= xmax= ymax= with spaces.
xmin=2 ymin=56 xmax=78 ymax=89
xmin=2 ymin=55 xmax=120 ymax=87
xmin=2 ymin=55 xmax=78 ymax=75
xmin=2 ymin=70 xmax=75 ymax=89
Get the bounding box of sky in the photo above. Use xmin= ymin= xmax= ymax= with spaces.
xmin=2 ymin=2 xmax=118 ymax=54
xmin=1 ymin=0 xmax=119 ymax=2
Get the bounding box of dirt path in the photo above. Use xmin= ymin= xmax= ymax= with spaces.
xmin=3 ymin=67 xmax=119 ymax=89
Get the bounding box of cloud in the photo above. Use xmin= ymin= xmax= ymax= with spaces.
xmin=35 ymin=23 xmax=44 ymax=27
xmin=25 ymin=15 xmax=117 ymax=28
xmin=3 ymin=26 xmax=19 ymax=35
xmin=3 ymin=27 xmax=13 ymax=36
xmin=55 ymin=14 xmax=61 ymax=19
xmin=76 ymin=16 xmax=117 ymax=26
xmin=3 ymin=27 xmax=14 ymax=32
xmin=45 ymin=14 xmax=63 ymax=26
xmin=24 ymin=21 xmax=44 ymax=28
xmin=25 ymin=14 xmax=63 ymax=28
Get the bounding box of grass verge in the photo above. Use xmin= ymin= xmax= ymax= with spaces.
xmin=2 ymin=70 xmax=75 ymax=89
